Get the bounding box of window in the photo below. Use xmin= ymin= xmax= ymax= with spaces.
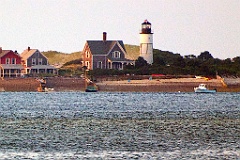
xmin=32 ymin=58 xmax=36 ymax=65
xmin=97 ymin=61 xmax=102 ymax=69
xmin=11 ymin=58 xmax=16 ymax=64
xmin=38 ymin=58 xmax=42 ymax=65
xmin=143 ymin=24 xmax=151 ymax=29
xmin=112 ymin=51 xmax=121 ymax=58
xmin=86 ymin=51 xmax=90 ymax=58
xmin=108 ymin=62 xmax=112 ymax=69
xmin=85 ymin=61 xmax=90 ymax=69
xmin=6 ymin=58 xmax=10 ymax=64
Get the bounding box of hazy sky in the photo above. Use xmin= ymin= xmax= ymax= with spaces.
xmin=1 ymin=0 xmax=239 ymax=59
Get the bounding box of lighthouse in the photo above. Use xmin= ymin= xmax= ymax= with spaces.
xmin=140 ymin=19 xmax=153 ymax=64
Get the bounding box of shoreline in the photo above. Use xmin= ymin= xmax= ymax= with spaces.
xmin=0 ymin=77 xmax=240 ymax=92
xmin=96 ymin=78 xmax=239 ymax=92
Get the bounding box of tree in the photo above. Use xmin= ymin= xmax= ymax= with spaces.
xmin=184 ymin=54 xmax=196 ymax=59
xmin=222 ymin=58 xmax=232 ymax=65
xmin=135 ymin=57 xmax=148 ymax=68
xmin=153 ymin=56 xmax=166 ymax=66
xmin=233 ymin=57 xmax=240 ymax=64
xmin=197 ymin=51 xmax=213 ymax=61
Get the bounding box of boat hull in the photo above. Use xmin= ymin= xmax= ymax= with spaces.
xmin=194 ymin=84 xmax=217 ymax=93
xmin=85 ymin=89 xmax=98 ymax=92
xmin=194 ymin=88 xmax=216 ymax=93
xmin=85 ymin=85 xmax=98 ymax=92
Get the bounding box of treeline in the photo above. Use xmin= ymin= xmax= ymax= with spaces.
xmin=151 ymin=49 xmax=240 ymax=77
xmin=43 ymin=48 xmax=240 ymax=77
xmin=90 ymin=49 xmax=240 ymax=77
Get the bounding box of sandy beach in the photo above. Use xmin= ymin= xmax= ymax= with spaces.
xmin=96 ymin=78 xmax=229 ymax=92
xmin=0 ymin=76 xmax=240 ymax=92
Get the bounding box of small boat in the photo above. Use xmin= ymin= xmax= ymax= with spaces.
xmin=194 ymin=84 xmax=216 ymax=93
xmin=85 ymin=81 xmax=98 ymax=92
xmin=44 ymin=87 xmax=55 ymax=92
xmin=83 ymin=68 xmax=98 ymax=92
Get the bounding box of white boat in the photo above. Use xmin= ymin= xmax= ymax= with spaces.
xmin=45 ymin=87 xmax=55 ymax=92
xmin=194 ymin=84 xmax=217 ymax=93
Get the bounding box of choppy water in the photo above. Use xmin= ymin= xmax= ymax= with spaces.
xmin=0 ymin=92 xmax=239 ymax=159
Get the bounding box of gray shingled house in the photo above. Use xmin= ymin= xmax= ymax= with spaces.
xmin=21 ymin=47 xmax=57 ymax=76
xmin=82 ymin=32 xmax=134 ymax=70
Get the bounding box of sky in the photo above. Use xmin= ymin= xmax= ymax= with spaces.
xmin=1 ymin=0 xmax=240 ymax=59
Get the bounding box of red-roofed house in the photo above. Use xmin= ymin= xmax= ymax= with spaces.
xmin=0 ymin=47 xmax=24 ymax=78
xmin=21 ymin=47 xmax=57 ymax=76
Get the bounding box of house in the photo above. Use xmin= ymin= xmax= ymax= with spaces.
xmin=21 ymin=47 xmax=57 ymax=75
xmin=0 ymin=47 xmax=24 ymax=78
xmin=82 ymin=32 xmax=134 ymax=70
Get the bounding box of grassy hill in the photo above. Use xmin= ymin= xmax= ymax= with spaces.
xmin=124 ymin=44 xmax=140 ymax=60
xmin=42 ymin=44 xmax=140 ymax=66
xmin=42 ymin=51 xmax=82 ymax=65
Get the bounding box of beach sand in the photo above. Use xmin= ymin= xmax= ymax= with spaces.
xmin=0 ymin=77 xmax=240 ymax=92
xmin=96 ymin=78 xmax=227 ymax=92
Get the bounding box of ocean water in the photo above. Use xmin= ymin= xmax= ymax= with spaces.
xmin=0 ymin=92 xmax=239 ymax=159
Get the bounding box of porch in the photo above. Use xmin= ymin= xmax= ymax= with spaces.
xmin=0 ymin=64 xmax=24 ymax=78
xmin=26 ymin=65 xmax=58 ymax=75
xmin=107 ymin=60 xmax=134 ymax=70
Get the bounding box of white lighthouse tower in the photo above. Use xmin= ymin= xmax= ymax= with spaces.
xmin=140 ymin=19 xmax=153 ymax=64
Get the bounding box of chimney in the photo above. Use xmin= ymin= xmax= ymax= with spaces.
xmin=0 ymin=47 xmax=2 ymax=53
xmin=103 ymin=32 xmax=107 ymax=41
xmin=28 ymin=46 xmax=30 ymax=51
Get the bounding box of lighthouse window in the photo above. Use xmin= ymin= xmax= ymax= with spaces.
xmin=112 ymin=51 xmax=121 ymax=58
xmin=143 ymin=24 xmax=151 ymax=29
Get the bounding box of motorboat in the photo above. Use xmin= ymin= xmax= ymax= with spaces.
xmin=194 ymin=84 xmax=216 ymax=93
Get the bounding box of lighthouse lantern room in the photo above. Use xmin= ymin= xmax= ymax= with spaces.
xmin=140 ymin=19 xmax=153 ymax=64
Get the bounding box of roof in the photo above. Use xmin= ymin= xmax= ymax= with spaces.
xmin=0 ymin=50 xmax=11 ymax=58
xmin=108 ymin=58 xmax=134 ymax=63
xmin=86 ymin=40 xmax=126 ymax=55
xmin=0 ymin=50 xmax=21 ymax=58
xmin=30 ymin=65 xmax=56 ymax=70
xmin=0 ymin=64 xmax=24 ymax=69
xmin=21 ymin=49 xmax=39 ymax=60
xmin=142 ymin=19 xmax=151 ymax=25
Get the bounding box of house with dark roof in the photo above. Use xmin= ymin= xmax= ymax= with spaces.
xmin=82 ymin=32 xmax=134 ymax=70
xmin=0 ymin=47 xmax=24 ymax=78
xmin=21 ymin=47 xmax=57 ymax=76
